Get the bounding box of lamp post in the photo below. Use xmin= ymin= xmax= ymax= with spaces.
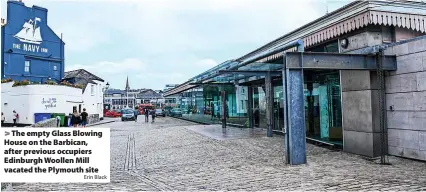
xmin=103 ymin=82 xmax=110 ymax=111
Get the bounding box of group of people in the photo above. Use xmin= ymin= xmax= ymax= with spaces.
xmin=1 ymin=110 xmax=19 ymax=127
xmin=0 ymin=109 xmax=89 ymax=128
xmin=143 ymin=108 xmax=156 ymax=123
xmin=69 ymin=108 xmax=88 ymax=128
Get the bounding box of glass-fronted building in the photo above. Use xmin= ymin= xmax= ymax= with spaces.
xmin=164 ymin=0 xmax=426 ymax=164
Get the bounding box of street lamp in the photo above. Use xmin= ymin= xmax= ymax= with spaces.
xmin=103 ymin=82 xmax=110 ymax=109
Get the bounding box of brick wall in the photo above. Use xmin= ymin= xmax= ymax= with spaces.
xmin=384 ymin=36 xmax=426 ymax=161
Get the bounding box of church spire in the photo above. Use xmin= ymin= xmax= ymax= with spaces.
xmin=125 ymin=76 xmax=130 ymax=91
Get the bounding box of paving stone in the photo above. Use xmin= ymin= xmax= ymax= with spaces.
xmin=10 ymin=118 xmax=426 ymax=191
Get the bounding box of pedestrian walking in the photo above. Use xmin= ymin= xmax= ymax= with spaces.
xmin=1 ymin=112 xmax=5 ymax=126
xmin=56 ymin=116 xmax=61 ymax=127
xmin=68 ymin=113 xmax=72 ymax=127
xmin=151 ymin=109 xmax=156 ymax=123
xmin=81 ymin=108 xmax=88 ymax=128
xmin=134 ymin=109 xmax=139 ymax=122
xmin=71 ymin=110 xmax=80 ymax=127
xmin=211 ymin=103 xmax=215 ymax=120
xmin=12 ymin=110 xmax=18 ymax=127
xmin=144 ymin=108 xmax=149 ymax=123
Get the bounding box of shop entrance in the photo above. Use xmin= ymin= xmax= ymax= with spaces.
xmin=246 ymin=77 xmax=284 ymax=131
xmin=304 ymin=70 xmax=342 ymax=146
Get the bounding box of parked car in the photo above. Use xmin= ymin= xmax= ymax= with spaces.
xmin=170 ymin=109 xmax=183 ymax=117
xmin=155 ymin=109 xmax=166 ymax=117
xmin=104 ymin=109 xmax=121 ymax=117
xmin=121 ymin=109 xmax=136 ymax=121
xmin=114 ymin=109 xmax=122 ymax=117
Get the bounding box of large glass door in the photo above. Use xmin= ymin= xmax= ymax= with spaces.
xmin=273 ymin=85 xmax=284 ymax=131
xmin=304 ymin=71 xmax=343 ymax=145
xmin=252 ymin=86 xmax=266 ymax=128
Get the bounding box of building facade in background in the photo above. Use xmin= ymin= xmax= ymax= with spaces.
xmin=104 ymin=78 xmax=164 ymax=109
xmin=163 ymin=84 xmax=180 ymax=107
xmin=1 ymin=0 xmax=65 ymax=83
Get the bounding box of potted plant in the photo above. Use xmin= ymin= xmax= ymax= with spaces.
xmin=12 ymin=81 xmax=21 ymax=86
xmin=46 ymin=80 xmax=57 ymax=85
xmin=1 ymin=78 xmax=13 ymax=83
xmin=20 ymin=79 xmax=30 ymax=85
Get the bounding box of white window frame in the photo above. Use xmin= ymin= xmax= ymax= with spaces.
xmin=24 ymin=60 xmax=30 ymax=73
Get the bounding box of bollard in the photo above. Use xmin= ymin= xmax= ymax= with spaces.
xmin=267 ymin=124 xmax=273 ymax=137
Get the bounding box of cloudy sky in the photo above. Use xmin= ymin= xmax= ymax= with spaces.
xmin=1 ymin=0 xmax=351 ymax=90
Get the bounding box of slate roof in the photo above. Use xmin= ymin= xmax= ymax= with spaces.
xmin=137 ymin=89 xmax=163 ymax=99
xmin=106 ymin=89 xmax=125 ymax=95
xmin=63 ymin=69 xmax=104 ymax=92
xmin=64 ymin=69 xmax=104 ymax=82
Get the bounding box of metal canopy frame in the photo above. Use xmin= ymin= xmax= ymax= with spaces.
xmin=217 ymin=70 xmax=281 ymax=77
xmin=198 ymin=51 xmax=397 ymax=166
xmin=284 ymin=52 xmax=397 ymax=70
xmin=189 ymin=82 xmax=234 ymax=86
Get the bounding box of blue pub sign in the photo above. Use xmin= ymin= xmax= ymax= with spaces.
xmin=1 ymin=0 xmax=65 ymax=83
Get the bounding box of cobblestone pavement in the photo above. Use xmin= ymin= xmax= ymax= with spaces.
xmin=12 ymin=117 xmax=426 ymax=191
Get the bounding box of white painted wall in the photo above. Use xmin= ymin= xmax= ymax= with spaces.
xmin=81 ymin=80 xmax=104 ymax=118
xmin=1 ymin=81 xmax=106 ymax=125
xmin=1 ymin=83 xmax=82 ymax=124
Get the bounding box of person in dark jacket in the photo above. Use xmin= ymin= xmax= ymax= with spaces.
xmin=80 ymin=108 xmax=88 ymax=128
xmin=134 ymin=110 xmax=139 ymax=122
xmin=151 ymin=109 xmax=156 ymax=123
xmin=144 ymin=108 xmax=149 ymax=123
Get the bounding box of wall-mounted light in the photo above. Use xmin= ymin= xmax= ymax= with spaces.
xmin=340 ymin=38 xmax=349 ymax=49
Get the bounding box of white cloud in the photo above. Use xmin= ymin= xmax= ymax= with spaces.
xmin=66 ymin=58 xmax=146 ymax=74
